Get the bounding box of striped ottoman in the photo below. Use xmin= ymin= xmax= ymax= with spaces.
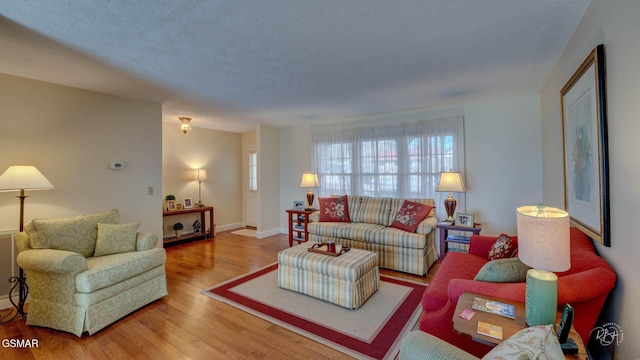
xmin=278 ymin=242 xmax=380 ymax=309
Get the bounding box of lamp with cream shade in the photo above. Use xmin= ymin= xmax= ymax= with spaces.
xmin=516 ymin=205 xmax=570 ymax=326
xmin=299 ymin=173 xmax=319 ymax=211
xmin=0 ymin=165 xmax=54 ymax=323
xmin=436 ymin=171 xmax=466 ymax=222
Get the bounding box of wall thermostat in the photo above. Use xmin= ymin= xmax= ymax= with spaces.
xmin=111 ymin=162 xmax=126 ymax=170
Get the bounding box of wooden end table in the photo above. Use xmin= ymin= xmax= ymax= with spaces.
xmin=437 ymin=221 xmax=482 ymax=261
xmin=453 ymin=292 xmax=588 ymax=359
xmin=286 ymin=209 xmax=314 ymax=247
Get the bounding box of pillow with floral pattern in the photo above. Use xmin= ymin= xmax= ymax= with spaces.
xmin=319 ymin=195 xmax=351 ymax=222
xmin=488 ymin=234 xmax=516 ymax=260
xmin=390 ymin=200 xmax=435 ymax=232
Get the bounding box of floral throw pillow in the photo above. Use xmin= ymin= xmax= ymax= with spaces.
xmin=390 ymin=200 xmax=434 ymax=232
xmin=319 ymin=196 xmax=351 ymax=222
xmin=488 ymin=234 xmax=516 ymax=260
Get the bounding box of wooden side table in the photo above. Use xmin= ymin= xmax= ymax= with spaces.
xmin=437 ymin=221 xmax=482 ymax=261
xmin=286 ymin=209 xmax=314 ymax=247
xmin=163 ymin=206 xmax=214 ymax=246
xmin=453 ymin=292 xmax=588 ymax=359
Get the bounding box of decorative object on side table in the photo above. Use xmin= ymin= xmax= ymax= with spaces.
xmin=183 ymin=197 xmax=193 ymax=209
xmin=299 ymin=173 xmax=320 ymax=210
xmin=436 ymin=170 xmax=466 ymax=222
xmin=165 ymin=194 xmax=176 ymax=211
xmin=0 ymin=165 xmax=54 ymax=324
xmin=293 ymin=200 xmax=304 ymax=210
xmin=561 ymin=44 xmax=609 ymax=247
xmin=193 ymin=219 xmax=202 ymax=234
xmin=194 ymin=168 xmax=207 ymax=207
xmin=516 ymin=205 xmax=570 ymax=326
xmin=454 ymin=212 xmax=474 ymax=228
xmin=172 ymin=222 xmax=184 ymax=238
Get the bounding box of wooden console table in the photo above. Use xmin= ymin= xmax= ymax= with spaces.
xmin=437 ymin=221 xmax=482 ymax=261
xmin=163 ymin=206 xmax=214 ymax=246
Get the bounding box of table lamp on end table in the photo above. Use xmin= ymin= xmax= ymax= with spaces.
xmin=436 ymin=171 xmax=466 ymax=222
xmin=516 ymin=205 xmax=570 ymax=326
xmin=299 ymin=173 xmax=319 ymax=211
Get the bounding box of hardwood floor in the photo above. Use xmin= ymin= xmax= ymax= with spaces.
xmin=0 ymin=231 xmax=439 ymax=360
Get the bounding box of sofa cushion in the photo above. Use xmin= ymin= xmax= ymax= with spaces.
xmin=76 ymin=248 xmax=166 ymax=293
xmin=30 ymin=209 xmax=120 ymax=258
xmin=350 ymin=196 xmax=392 ymax=225
xmin=309 ymin=222 xmax=427 ymax=249
xmin=390 ymin=200 xmax=434 ymax=232
xmin=474 ymin=258 xmax=531 ymax=283
xmin=387 ymin=197 xmax=436 ymax=225
xmin=481 ymin=325 xmax=563 ymax=360
xmin=318 ymin=195 xmax=351 ymax=222
xmin=487 ymin=234 xmax=516 ymax=260
xmin=94 ymin=222 xmax=140 ymax=257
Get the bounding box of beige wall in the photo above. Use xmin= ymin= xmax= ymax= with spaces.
xmin=0 ymin=73 xmax=162 ymax=236
xmin=278 ymin=95 xmax=543 ymax=237
xmin=541 ymin=0 xmax=639 ymax=357
xmin=162 ymin=123 xmax=243 ymax=235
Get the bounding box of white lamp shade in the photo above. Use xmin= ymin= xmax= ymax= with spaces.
xmin=0 ymin=165 xmax=55 ymax=192
xmin=516 ymin=205 xmax=570 ymax=272
xmin=436 ymin=172 xmax=466 ymax=193
xmin=300 ymin=173 xmax=319 ymax=188
xmin=196 ymin=168 xmax=207 ymax=181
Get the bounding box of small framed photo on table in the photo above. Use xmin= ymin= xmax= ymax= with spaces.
xmin=183 ymin=197 xmax=193 ymax=209
xmin=293 ymin=201 xmax=304 ymax=210
xmin=167 ymin=200 xmax=176 ymax=211
xmin=455 ymin=212 xmax=474 ymax=228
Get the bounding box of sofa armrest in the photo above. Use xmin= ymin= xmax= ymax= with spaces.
xmin=448 ymin=279 xmax=526 ymax=304
xmin=309 ymin=210 xmax=320 ymax=222
xmin=416 ymin=216 xmax=438 ymax=235
xmin=15 ymin=232 xmax=32 ymax=252
xmin=136 ymin=232 xmax=159 ymax=251
xmin=17 ymin=249 xmax=87 ymax=274
xmin=468 ymin=235 xmax=498 ymax=256
xmin=557 ymin=267 xmax=616 ymax=304
xmin=399 ymin=330 xmax=479 ymax=360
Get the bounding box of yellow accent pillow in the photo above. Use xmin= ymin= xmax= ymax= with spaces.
xmin=94 ymin=222 xmax=139 ymax=257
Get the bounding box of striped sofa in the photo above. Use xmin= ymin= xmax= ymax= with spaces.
xmin=308 ymin=195 xmax=438 ymax=276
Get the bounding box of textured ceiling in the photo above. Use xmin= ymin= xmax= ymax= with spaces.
xmin=0 ymin=1 xmax=590 ymax=133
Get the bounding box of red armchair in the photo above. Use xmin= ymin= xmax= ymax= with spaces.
xmin=419 ymin=227 xmax=616 ymax=358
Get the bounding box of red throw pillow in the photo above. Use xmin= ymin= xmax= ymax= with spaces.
xmin=318 ymin=195 xmax=351 ymax=222
xmin=488 ymin=234 xmax=517 ymax=260
xmin=390 ymin=200 xmax=434 ymax=232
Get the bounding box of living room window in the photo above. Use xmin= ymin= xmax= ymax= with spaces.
xmin=248 ymin=151 xmax=258 ymax=192
xmin=312 ymin=116 xmax=465 ymax=219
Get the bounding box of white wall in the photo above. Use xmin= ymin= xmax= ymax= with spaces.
xmin=0 ymin=72 xmax=163 ymax=234
xmin=257 ymin=125 xmax=281 ymax=237
xmin=541 ymin=0 xmax=640 ymax=358
xmin=162 ymin=123 xmax=243 ymax=234
xmin=278 ymin=94 xmax=543 ymax=237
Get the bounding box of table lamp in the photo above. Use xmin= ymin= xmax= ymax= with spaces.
xmin=299 ymin=173 xmax=319 ymax=210
xmin=516 ymin=205 xmax=570 ymax=326
xmin=0 ymin=165 xmax=54 ymax=323
xmin=195 ymin=168 xmax=207 ymax=207
xmin=436 ymin=171 xmax=466 ymax=222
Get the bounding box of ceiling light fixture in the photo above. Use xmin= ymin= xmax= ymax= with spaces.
xmin=179 ymin=116 xmax=192 ymax=134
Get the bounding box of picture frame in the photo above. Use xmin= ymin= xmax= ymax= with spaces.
xmin=454 ymin=212 xmax=474 ymax=228
xmin=183 ymin=197 xmax=193 ymax=209
xmin=176 ymin=204 xmax=183 ymax=210
xmin=166 ymin=200 xmax=176 ymax=211
xmin=293 ymin=201 xmax=305 ymax=210
xmin=561 ymin=44 xmax=610 ymax=246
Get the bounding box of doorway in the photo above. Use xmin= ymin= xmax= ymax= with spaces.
xmin=244 ymin=146 xmax=258 ymax=228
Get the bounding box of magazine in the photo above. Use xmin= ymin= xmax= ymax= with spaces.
xmin=477 ymin=321 xmax=503 ymax=340
xmin=471 ymin=297 xmax=516 ymax=319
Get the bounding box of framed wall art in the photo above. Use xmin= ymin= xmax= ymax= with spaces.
xmin=561 ymin=44 xmax=610 ymax=246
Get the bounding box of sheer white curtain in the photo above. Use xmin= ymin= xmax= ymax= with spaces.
xmin=312 ymin=116 xmax=465 ymax=221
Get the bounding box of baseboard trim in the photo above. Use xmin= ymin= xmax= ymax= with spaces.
xmin=256 ymin=227 xmax=281 ymax=239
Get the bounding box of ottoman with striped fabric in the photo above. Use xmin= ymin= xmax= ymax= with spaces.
xmin=277 ymin=242 xmax=379 ymax=309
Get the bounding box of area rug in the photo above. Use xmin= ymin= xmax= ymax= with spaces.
xmin=230 ymin=229 xmax=256 ymax=237
xmin=201 ymin=263 xmax=427 ymax=360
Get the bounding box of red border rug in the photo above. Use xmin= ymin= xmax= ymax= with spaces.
xmin=201 ymin=263 xmax=427 ymax=360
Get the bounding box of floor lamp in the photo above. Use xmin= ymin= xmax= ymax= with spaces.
xmin=195 ymin=168 xmax=207 ymax=207
xmin=0 ymin=165 xmax=54 ymax=323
